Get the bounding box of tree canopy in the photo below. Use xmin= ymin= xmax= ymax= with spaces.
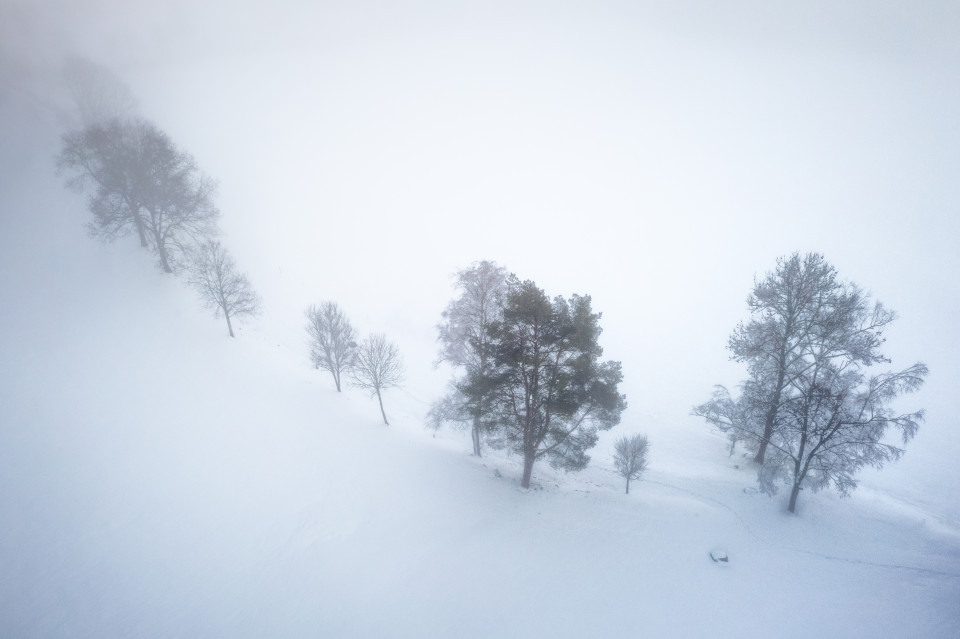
xmin=478 ymin=277 xmax=626 ymax=488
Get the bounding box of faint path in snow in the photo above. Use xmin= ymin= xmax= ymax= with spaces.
xmin=642 ymin=476 xmax=960 ymax=580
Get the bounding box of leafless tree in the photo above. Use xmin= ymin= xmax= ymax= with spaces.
xmin=57 ymin=118 xmax=150 ymax=247
xmin=187 ymin=240 xmax=261 ymax=337
xmin=728 ymin=253 xmax=841 ymax=463
xmin=56 ymin=59 xmax=139 ymax=239
xmin=697 ymin=253 xmax=897 ymax=464
xmin=62 ymin=57 xmax=138 ymax=127
xmin=133 ymin=122 xmax=220 ymax=273
xmin=613 ymin=433 xmax=649 ymax=494
xmin=695 ymin=252 xmax=927 ymax=513
xmin=692 ymin=379 xmax=768 ymax=457
xmin=431 ymin=260 xmax=508 ymax=456
xmin=436 ymin=260 xmax=508 ymax=368
xmin=305 ymin=301 xmax=358 ymax=392
xmin=352 ymin=334 xmax=404 ymax=425
xmin=760 ymin=358 xmax=926 ymax=513
xmin=57 ymin=118 xmax=220 ymax=273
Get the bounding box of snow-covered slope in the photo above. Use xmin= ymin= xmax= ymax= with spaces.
xmin=1 ymin=115 xmax=958 ymax=638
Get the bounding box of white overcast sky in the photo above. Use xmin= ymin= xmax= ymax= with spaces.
xmin=3 ymin=1 xmax=959 ymax=510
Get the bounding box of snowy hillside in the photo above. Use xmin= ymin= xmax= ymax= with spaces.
xmin=1 ymin=127 xmax=958 ymax=638
xmin=4 ymin=2 xmax=960 ymax=636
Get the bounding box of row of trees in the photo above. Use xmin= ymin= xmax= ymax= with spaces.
xmin=429 ymin=261 xmax=627 ymax=489
xmin=429 ymin=255 xmax=924 ymax=509
xmin=305 ymin=302 xmax=405 ymax=425
xmin=695 ymin=252 xmax=927 ymax=513
xmin=53 ymin=64 xmax=643 ymax=494
xmin=55 ymin=67 xmax=924 ymax=511
xmin=56 ymin=61 xmax=261 ymax=337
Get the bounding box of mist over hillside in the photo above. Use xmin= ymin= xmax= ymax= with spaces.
xmin=1 ymin=171 xmax=958 ymax=635
xmin=2 ymin=1 xmax=960 ymax=636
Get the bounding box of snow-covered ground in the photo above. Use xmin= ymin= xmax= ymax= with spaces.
xmin=3 ymin=3 xmax=960 ymax=636
xmin=1 ymin=136 xmax=958 ymax=638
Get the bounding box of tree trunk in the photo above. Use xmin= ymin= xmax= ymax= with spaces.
xmin=471 ymin=417 xmax=482 ymax=457
xmin=755 ymin=413 xmax=773 ymax=464
xmin=756 ymin=351 xmax=788 ymax=464
xmin=520 ymin=454 xmax=535 ymax=489
xmin=225 ymin=312 xmax=234 ymax=338
xmin=134 ymin=214 xmax=148 ymax=247
xmin=789 ymin=423 xmax=809 ymax=514
xmin=376 ymin=389 xmax=389 ymax=425
xmin=332 ymin=370 xmax=341 ymax=392
xmin=625 ymin=477 xmax=630 ymax=494
xmin=788 ymin=482 xmax=801 ymax=513
xmin=755 ymin=387 xmax=782 ymax=464
xmin=158 ymin=244 xmax=173 ymax=273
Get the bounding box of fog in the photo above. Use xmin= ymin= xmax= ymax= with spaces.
xmin=3 ymin=1 xmax=960 ymax=519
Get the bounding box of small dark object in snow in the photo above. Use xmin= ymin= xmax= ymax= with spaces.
xmin=733 ymin=464 xmax=739 ymax=469
xmin=710 ymin=550 xmax=729 ymax=563
xmin=494 ymin=469 xmax=502 ymax=478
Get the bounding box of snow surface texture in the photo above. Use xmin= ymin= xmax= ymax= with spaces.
xmin=1 ymin=136 xmax=958 ymax=639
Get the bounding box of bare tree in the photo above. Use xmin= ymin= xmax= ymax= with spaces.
xmin=57 ymin=118 xmax=220 ymax=273
xmin=431 ymin=260 xmax=508 ymax=456
xmin=436 ymin=260 xmax=508 ymax=368
xmin=57 ymin=118 xmax=150 ymax=247
xmin=305 ymin=301 xmax=358 ymax=392
xmin=351 ymin=334 xmax=404 ymax=425
xmin=613 ymin=433 xmax=649 ymax=494
xmin=727 ymin=253 xmax=842 ymax=463
xmin=692 ymin=379 xmax=768 ymax=457
xmin=697 ymin=253 xmax=897 ymax=463
xmin=761 ymin=357 xmax=926 ymax=513
xmin=62 ymin=57 xmax=138 ymax=127
xmin=55 ymin=62 xmax=142 ymax=242
xmin=695 ymin=252 xmax=927 ymax=513
xmin=187 ymin=240 xmax=261 ymax=337
xmin=133 ymin=122 xmax=220 ymax=273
